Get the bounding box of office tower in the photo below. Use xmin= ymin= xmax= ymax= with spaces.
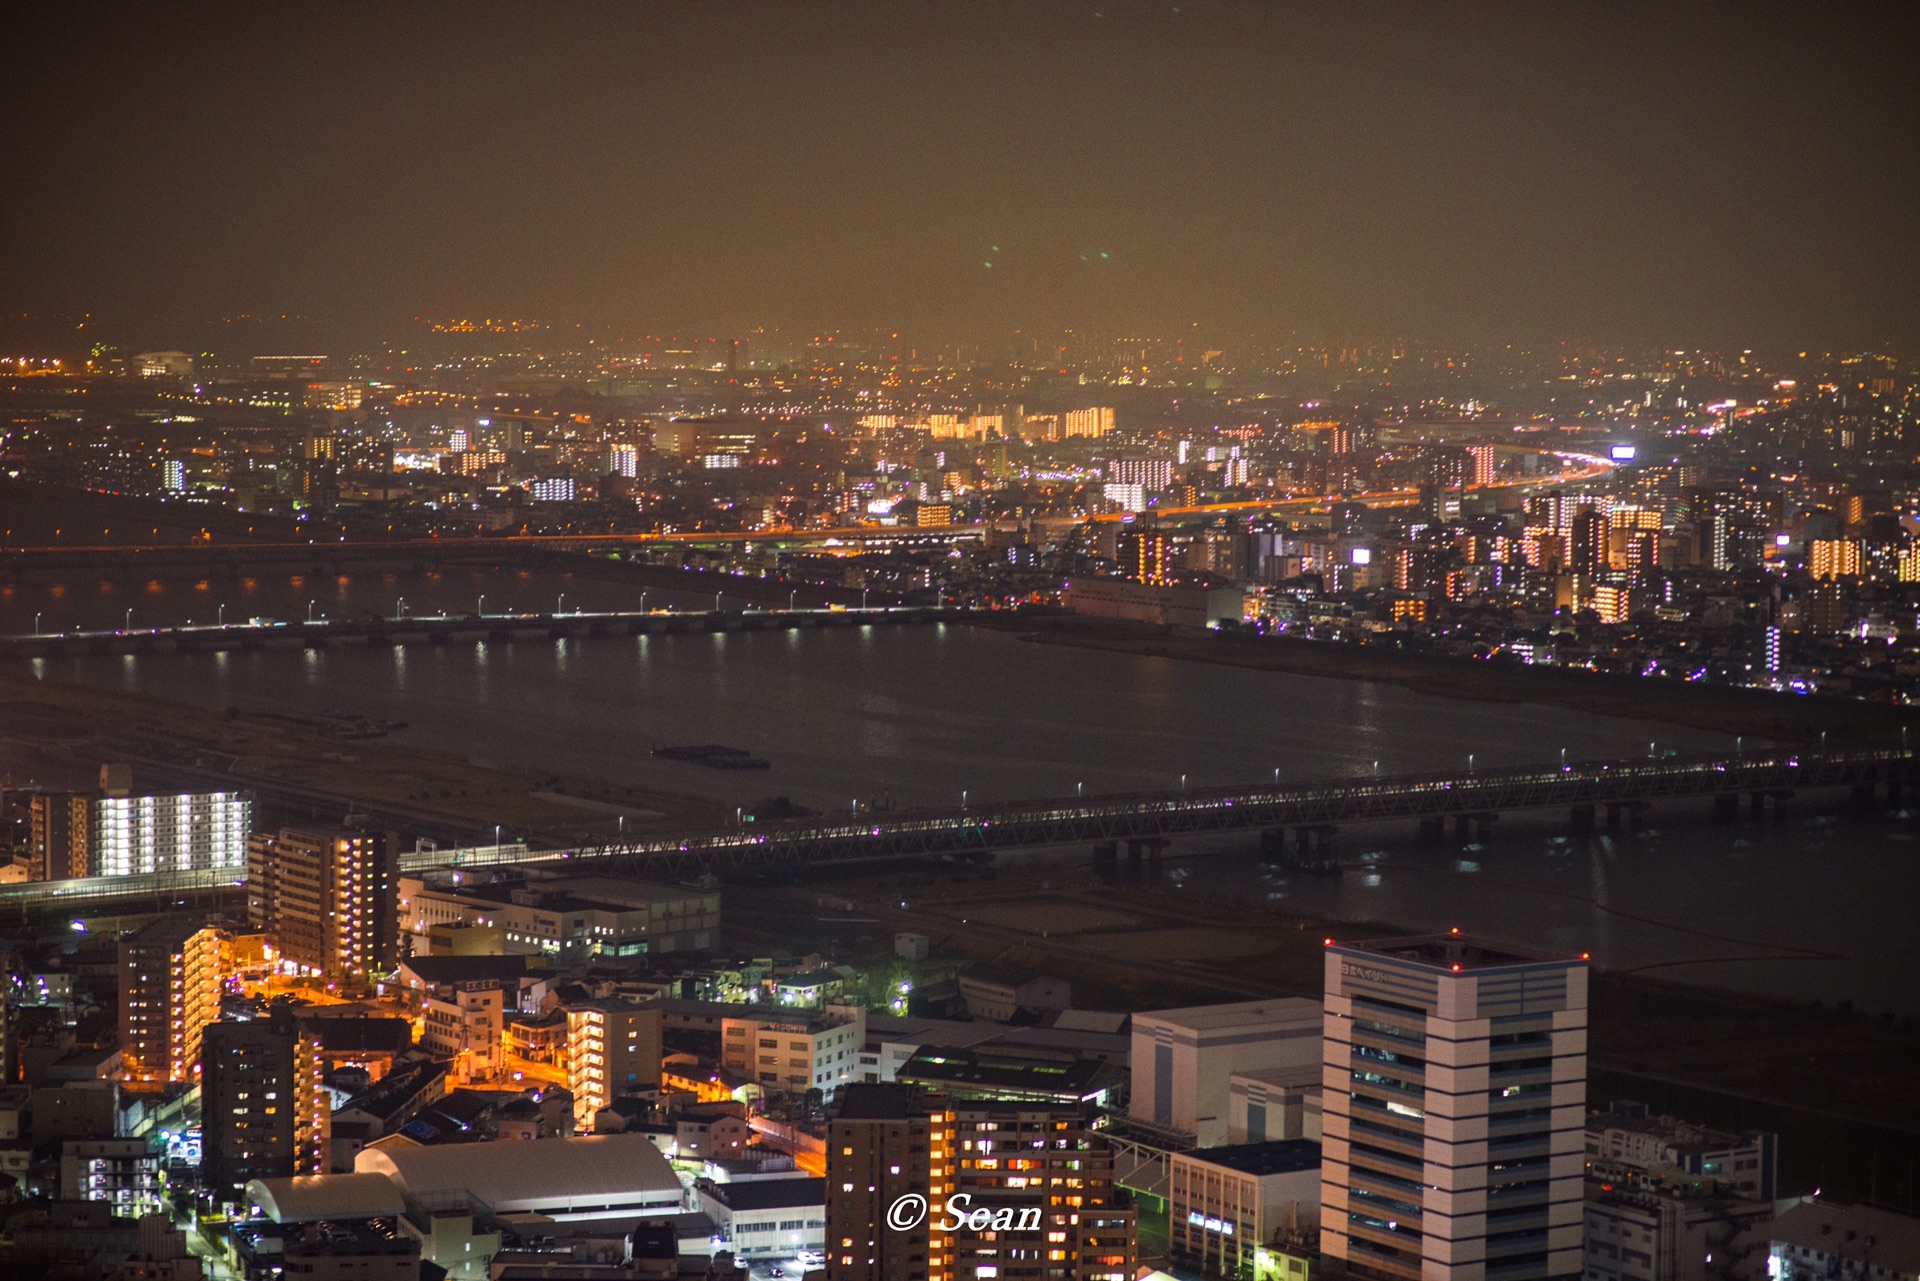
xmin=1064 ymin=407 xmax=1116 ymax=438
xmin=119 ymin=919 xmax=224 ymax=1084
xmin=1570 ymin=510 xmax=1609 ymax=577
xmin=566 ymin=1001 xmax=665 ymax=1131
xmin=200 ymin=1009 xmax=329 ymax=1194
xmin=1321 ymin=934 xmax=1588 ymax=1281
xmin=827 ymin=1084 xmax=1136 ymax=1281
xmin=248 ymin=827 xmax=397 ymax=982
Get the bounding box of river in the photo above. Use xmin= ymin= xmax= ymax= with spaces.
xmin=4 ymin=568 xmax=1916 ymax=1015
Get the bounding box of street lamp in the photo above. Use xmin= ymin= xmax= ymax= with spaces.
xmin=478 ymin=594 xmax=486 ymax=617
xmin=1180 ymin=773 xmax=1187 ymax=791
xmin=789 ymin=589 xmax=798 ymax=612
xmin=558 ymin=594 xmax=566 ymax=616
xmin=862 ymin=588 xmax=870 ymax=610
xmin=33 ymin=612 xmax=41 ymax=635
xmin=396 ymin=597 xmax=408 ymax=620
xmin=1077 ymin=781 xmax=1083 ymax=798
xmin=714 ymin=591 xmax=723 ymax=612
xmin=641 ymin=590 xmax=649 ymax=612
xmin=124 ymin=608 xmax=132 ymax=631
xmin=961 ymin=789 xmax=969 ymax=808
xmin=307 ymin=599 xmax=316 ymax=623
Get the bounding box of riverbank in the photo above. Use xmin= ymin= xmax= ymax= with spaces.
xmin=978 ymin=613 xmax=1919 ymax=744
xmin=0 ymin=675 xmax=727 ymax=843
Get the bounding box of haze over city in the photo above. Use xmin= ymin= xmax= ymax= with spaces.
xmin=4 ymin=2 xmax=1917 ymax=349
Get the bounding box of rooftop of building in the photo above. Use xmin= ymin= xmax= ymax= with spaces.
xmin=1767 ymin=1200 xmax=1920 ymax=1273
xmin=245 ymin=1172 xmax=409 ymax=1224
xmin=834 ymin=1082 xmax=921 ymax=1121
xmin=1132 ymin=998 xmax=1323 ymax=1035
xmin=1229 ymin=1064 xmax=1323 ymax=1090
xmin=896 ymin=1046 xmax=1108 ymax=1101
xmin=1333 ymin=932 xmax=1580 ymax=971
xmin=397 ymin=955 xmax=530 ymax=987
xmin=1181 ymin=1139 xmax=1323 ymax=1177
xmin=357 ymin=1132 xmax=680 ymax=1212
xmin=699 ymin=1177 xmax=826 ymax=1212
xmin=1587 ymin=1102 xmax=1760 ymax=1153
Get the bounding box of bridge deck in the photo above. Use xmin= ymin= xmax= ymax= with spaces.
xmin=493 ymin=746 xmax=1918 ymax=878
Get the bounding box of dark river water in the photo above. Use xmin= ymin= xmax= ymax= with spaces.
xmin=4 ymin=569 xmax=1916 ymax=1015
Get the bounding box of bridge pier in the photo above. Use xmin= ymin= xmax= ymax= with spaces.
xmin=1889 ymin=781 xmax=1905 ymax=807
xmin=1570 ymin=804 xmax=1594 ymax=832
xmin=1092 ymin=841 xmax=1118 ymax=871
xmin=1450 ymin=812 xmax=1495 ymax=842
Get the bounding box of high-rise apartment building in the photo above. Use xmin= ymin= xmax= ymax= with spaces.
xmin=1117 ymin=529 xmax=1176 ymax=586
xmin=28 ymin=769 xmax=251 ymax=880
xmin=1468 ymin=446 xmax=1497 ymax=487
xmin=1110 ymin=458 xmax=1176 ymax=492
xmin=1321 ymin=933 xmax=1588 ymax=1281
xmin=200 ymin=1009 xmax=329 ymax=1194
xmin=1808 ymin=539 xmax=1863 ymax=580
xmin=28 ymin=792 xmax=90 ymax=880
xmin=566 ymin=1000 xmax=665 ymax=1131
xmin=1064 ymin=407 xmax=1116 ymax=438
xmin=829 ymin=1083 xmax=937 ymax=1281
xmin=119 ymin=918 xmax=224 ymax=1084
xmin=1570 ymin=510 xmax=1610 ymax=577
xmin=248 ymin=827 xmax=397 ymax=982
xmin=827 ymin=1084 xmax=1136 ymax=1281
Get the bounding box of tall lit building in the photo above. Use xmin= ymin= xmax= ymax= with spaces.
xmin=1110 ymin=458 xmax=1175 ymax=492
xmin=1118 ymin=529 xmax=1176 ymax=586
xmin=1468 ymin=446 xmax=1496 ymax=487
xmin=1064 ymin=407 xmax=1116 ymax=438
xmin=1808 ymin=539 xmax=1862 ymax=580
xmin=826 ymin=1084 xmax=1135 ymax=1281
xmin=29 ymin=768 xmax=251 ymax=880
xmin=566 ymin=1000 xmax=665 ymax=1131
xmin=28 ymin=792 xmax=91 ymax=880
xmin=200 ymin=1009 xmax=329 ymax=1195
xmin=247 ymin=827 xmax=397 ymax=982
xmin=119 ymin=918 xmax=224 ymax=1084
xmin=828 ymin=1084 xmax=936 ymax=1281
xmin=1321 ymin=933 xmax=1588 ymax=1281
xmin=608 ymin=443 xmax=640 ymax=478
xmin=1570 ymin=510 xmax=1610 ymax=577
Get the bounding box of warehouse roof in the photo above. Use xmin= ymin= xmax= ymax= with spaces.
xmin=245 ymin=1172 xmax=407 ymax=1224
xmin=356 ymin=1133 xmax=679 ymax=1216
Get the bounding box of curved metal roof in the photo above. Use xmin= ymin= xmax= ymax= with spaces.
xmin=245 ymin=1172 xmax=408 ymax=1224
xmin=355 ymin=1132 xmax=680 ymax=1215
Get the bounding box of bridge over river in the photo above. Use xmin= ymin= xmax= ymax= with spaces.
xmin=450 ymin=745 xmax=1920 ymax=879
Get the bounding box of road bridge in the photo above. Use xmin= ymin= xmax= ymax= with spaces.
xmin=475 ymin=746 xmax=1918 ymax=879
xmin=0 ymin=604 xmax=954 ymax=658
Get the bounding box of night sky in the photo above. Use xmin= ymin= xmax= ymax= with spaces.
xmin=4 ymin=2 xmax=1916 ymax=347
